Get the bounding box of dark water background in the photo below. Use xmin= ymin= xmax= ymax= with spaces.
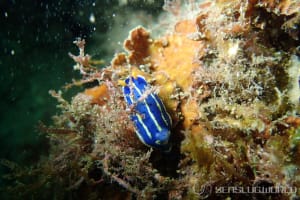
xmin=0 ymin=0 xmax=163 ymax=192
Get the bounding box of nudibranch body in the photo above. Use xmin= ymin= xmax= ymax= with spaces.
xmin=122 ymin=75 xmax=172 ymax=151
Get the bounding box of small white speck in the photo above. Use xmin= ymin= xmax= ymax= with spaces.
xmin=11 ymin=50 xmax=15 ymax=55
xmin=92 ymin=2 xmax=96 ymax=6
xmin=228 ymin=42 xmax=239 ymax=57
xmin=112 ymin=13 xmax=116 ymax=17
xmin=89 ymin=13 xmax=95 ymax=23
xmin=4 ymin=12 xmax=8 ymax=17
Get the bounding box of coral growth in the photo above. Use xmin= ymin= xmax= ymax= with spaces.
xmin=2 ymin=0 xmax=300 ymax=199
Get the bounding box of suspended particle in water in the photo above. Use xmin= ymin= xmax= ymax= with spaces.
xmin=89 ymin=13 xmax=96 ymax=23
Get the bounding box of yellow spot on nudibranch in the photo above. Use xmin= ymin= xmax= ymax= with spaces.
xmin=131 ymin=70 xmax=139 ymax=79
xmin=118 ymin=80 xmax=127 ymax=86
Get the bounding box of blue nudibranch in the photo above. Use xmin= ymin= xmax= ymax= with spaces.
xmin=122 ymin=75 xmax=172 ymax=151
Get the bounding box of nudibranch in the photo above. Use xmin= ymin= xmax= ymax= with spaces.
xmin=122 ymin=75 xmax=172 ymax=152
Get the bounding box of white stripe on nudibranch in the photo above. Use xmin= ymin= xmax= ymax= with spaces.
xmin=132 ymin=81 xmax=163 ymax=132
xmin=149 ymin=93 xmax=171 ymax=127
xmin=136 ymin=113 xmax=152 ymax=140
xmin=123 ymin=85 xmax=153 ymax=139
xmin=125 ymin=82 xmax=154 ymax=139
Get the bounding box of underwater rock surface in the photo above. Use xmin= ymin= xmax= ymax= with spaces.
xmin=3 ymin=0 xmax=300 ymax=199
